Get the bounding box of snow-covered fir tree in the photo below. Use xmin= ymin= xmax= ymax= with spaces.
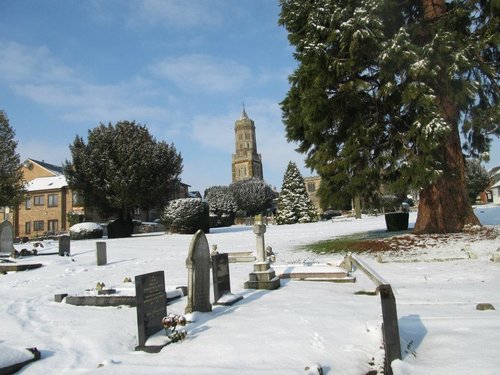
xmin=276 ymin=162 xmax=318 ymax=224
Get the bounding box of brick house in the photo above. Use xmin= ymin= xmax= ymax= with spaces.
xmin=13 ymin=159 xmax=84 ymax=238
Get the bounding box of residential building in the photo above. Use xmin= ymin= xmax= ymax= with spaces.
xmin=13 ymin=159 xmax=84 ymax=238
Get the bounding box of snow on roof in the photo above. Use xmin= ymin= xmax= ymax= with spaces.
xmin=26 ymin=175 xmax=67 ymax=191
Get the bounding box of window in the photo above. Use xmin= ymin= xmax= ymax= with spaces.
xmin=34 ymin=195 xmax=44 ymax=206
xmin=307 ymin=183 xmax=316 ymax=193
xmin=34 ymin=220 xmax=44 ymax=231
xmin=25 ymin=197 xmax=32 ymax=210
xmin=25 ymin=222 xmax=31 ymax=234
xmin=48 ymin=194 xmax=58 ymax=207
xmin=48 ymin=220 xmax=58 ymax=232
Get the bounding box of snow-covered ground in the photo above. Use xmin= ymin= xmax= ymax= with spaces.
xmin=1 ymin=206 xmax=499 ymax=374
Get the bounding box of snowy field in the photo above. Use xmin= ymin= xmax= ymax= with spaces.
xmin=1 ymin=206 xmax=499 ymax=374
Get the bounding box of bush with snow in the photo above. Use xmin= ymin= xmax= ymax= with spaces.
xmin=161 ymin=198 xmax=210 ymax=234
xmin=69 ymin=222 xmax=103 ymax=240
xmin=229 ymin=178 xmax=274 ymax=217
xmin=204 ymin=186 xmax=237 ymax=227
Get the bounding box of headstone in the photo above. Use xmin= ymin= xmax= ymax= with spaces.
xmin=96 ymin=242 xmax=107 ymax=266
xmin=0 ymin=220 xmax=14 ymax=254
xmin=185 ymin=230 xmax=212 ymax=314
xmin=211 ymin=253 xmax=242 ymax=306
xmin=135 ymin=270 xmax=167 ymax=352
xmin=58 ymin=235 xmax=70 ymax=256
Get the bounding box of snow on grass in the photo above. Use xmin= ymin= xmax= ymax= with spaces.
xmin=1 ymin=206 xmax=499 ymax=374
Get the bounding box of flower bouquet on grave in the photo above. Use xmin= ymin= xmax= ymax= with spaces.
xmin=162 ymin=313 xmax=187 ymax=343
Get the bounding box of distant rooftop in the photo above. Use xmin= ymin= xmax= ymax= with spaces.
xmin=26 ymin=158 xmax=64 ymax=176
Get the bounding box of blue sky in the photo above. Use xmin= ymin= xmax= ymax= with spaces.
xmin=1 ymin=1 xmax=498 ymax=194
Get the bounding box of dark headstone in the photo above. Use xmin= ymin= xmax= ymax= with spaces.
xmin=185 ymin=230 xmax=212 ymax=314
xmin=58 ymin=235 xmax=70 ymax=256
xmin=54 ymin=293 xmax=68 ymax=303
xmin=0 ymin=220 xmax=14 ymax=254
xmin=379 ymin=284 xmax=401 ymax=375
xmin=107 ymin=219 xmax=133 ymax=238
xmin=135 ymin=271 xmax=167 ymax=352
xmin=211 ymin=253 xmax=241 ymax=305
xmin=96 ymin=242 xmax=107 ymax=266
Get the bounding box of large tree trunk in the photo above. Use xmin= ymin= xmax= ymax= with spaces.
xmin=413 ymin=0 xmax=480 ymax=234
xmin=414 ymin=124 xmax=480 ymax=234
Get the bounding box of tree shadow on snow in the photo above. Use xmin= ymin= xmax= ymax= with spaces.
xmin=398 ymin=314 xmax=428 ymax=359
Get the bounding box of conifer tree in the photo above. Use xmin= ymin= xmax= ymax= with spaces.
xmin=276 ymin=161 xmax=318 ymax=224
xmin=279 ymin=0 xmax=498 ymax=233
xmin=64 ymin=121 xmax=182 ymax=222
xmin=204 ymin=185 xmax=237 ymax=227
xmin=229 ymin=178 xmax=274 ymax=216
xmin=0 ymin=110 xmax=24 ymax=207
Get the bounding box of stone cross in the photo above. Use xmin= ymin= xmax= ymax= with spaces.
xmin=185 ymin=230 xmax=212 ymax=314
xmin=253 ymin=214 xmax=266 ymax=262
xmin=0 ymin=220 xmax=14 ymax=254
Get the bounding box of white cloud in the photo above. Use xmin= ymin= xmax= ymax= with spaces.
xmin=127 ymin=0 xmax=223 ymax=28
xmin=150 ymin=54 xmax=251 ymax=93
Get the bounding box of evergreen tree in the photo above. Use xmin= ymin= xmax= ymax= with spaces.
xmin=0 ymin=110 xmax=24 ymax=207
xmin=279 ymin=0 xmax=498 ymax=234
xmin=276 ymin=161 xmax=318 ymax=224
xmin=204 ymin=185 xmax=237 ymax=227
xmin=64 ymin=121 xmax=182 ymax=222
xmin=229 ymin=178 xmax=274 ymax=216
xmin=465 ymin=158 xmax=490 ymax=204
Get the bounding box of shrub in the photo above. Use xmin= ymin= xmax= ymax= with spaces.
xmin=70 ymin=222 xmax=103 ymax=240
xmin=204 ymin=186 xmax=237 ymax=228
xmin=161 ymin=198 xmax=210 ymax=234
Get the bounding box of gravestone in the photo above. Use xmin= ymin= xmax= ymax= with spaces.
xmin=185 ymin=230 xmax=212 ymax=314
xmin=58 ymin=235 xmax=70 ymax=256
xmin=96 ymin=242 xmax=107 ymax=266
xmin=379 ymin=284 xmax=401 ymax=375
xmin=135 ymin=270 xmax=167 ymax=352
xmin=244 ymin=215 xmax=280 ymax=290
xmin=0 ymin=220 xmax=14 ymax=254
xmin=211 ymin=253 xmax=242 ymax=306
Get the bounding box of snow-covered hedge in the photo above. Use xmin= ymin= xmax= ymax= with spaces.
xmin=204 ymin=186 xmax=237 ymax=227
xmin=161 ymin=198 xmax=210 ymax=234
xmin=69 ymin=222 xmax=103 ymax=240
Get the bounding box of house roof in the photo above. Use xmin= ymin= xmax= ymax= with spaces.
xmin=27 ymin=158 xmax=64 ymax=176
xmin=26 ymin=175 xmax=68 ymax=191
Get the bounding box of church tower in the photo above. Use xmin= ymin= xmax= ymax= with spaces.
xmin=231 ymin=108 xmax=263 ymax=183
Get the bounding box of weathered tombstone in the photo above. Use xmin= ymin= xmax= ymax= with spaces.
xmin=211 ymin=253 xmax=242 ymax=306
xmin=185 ymin=230 xmax=212 ymax=314
xmin=135 ymin=270 xmax=167 ymax=352
xmin=0 ymin=220 xmax=14 ymax=254
xmin=58 ymin=235 xmax=70 ymax=256
xmin=96 ymin=242 xmax=107 ymax=266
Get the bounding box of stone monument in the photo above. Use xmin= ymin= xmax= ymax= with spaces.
xmin=244 ymin=215 xmax=280 ymax=290
xmin=58 ymin=235 xmax=70 ymax=256
xmin=185 ymin=230 xmax=212 ymax=314
xmin=211 ymin=252 xmax=242 ymax=306
xmin=135 ymin=270 xmax=167 ymax=352
xmin=96 ymin=242 xmax=107 ymax=266
xmin=0 ymin=220 xmax=14 ymax=254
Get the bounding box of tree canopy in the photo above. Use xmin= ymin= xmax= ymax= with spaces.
xmin=0 ymin=110 xmax=24 ymax=207
xmin=64 ymin=121 xmax=182 ymax=220
xmin=279 ymin=0 xmax=498 ymax=233
xmin=229 ymin=178 xmax=275 ymax=216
